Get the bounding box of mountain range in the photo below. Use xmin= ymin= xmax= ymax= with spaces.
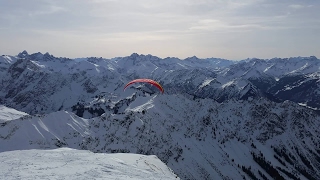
xmin=0 ymin=51 xmax=319 ymax=179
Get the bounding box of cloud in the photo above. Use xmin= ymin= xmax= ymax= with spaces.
xmin=189 ymin=18 xmax=280 ymax=33
xmin=289 ymin=4 xmax=305 ymax=9
xmin=1 ymin=0 xmax=318 ymax=32
xmin=288 ymin=4 xmax=314 ymax=9
xmin=27 ymin=5 xmax=67 ymax=17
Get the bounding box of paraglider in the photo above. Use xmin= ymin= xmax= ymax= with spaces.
xmin=124 ymin=79 xmax=164 ymax=93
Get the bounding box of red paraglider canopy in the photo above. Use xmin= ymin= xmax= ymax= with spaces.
xmin=124 ymin=79 xmax=164 ymax=93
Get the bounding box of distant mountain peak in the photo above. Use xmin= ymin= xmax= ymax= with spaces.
xmin=17 ymin=50 xmax=29 ymax=58
xmin=129 ymin=53 xmax=140 ymax=59
xmin=184 ymin=56 xmax=199 ymax=61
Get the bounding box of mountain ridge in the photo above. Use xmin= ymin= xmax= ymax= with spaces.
xmin=0 ymin=51 xmax=320 ymax=179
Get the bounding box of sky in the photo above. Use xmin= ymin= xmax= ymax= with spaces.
xmin=0 ymin=0 xmax=319 ymax=60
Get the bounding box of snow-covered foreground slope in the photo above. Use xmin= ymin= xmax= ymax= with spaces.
xmin=0 ymin=148 xmax=179 ymax=180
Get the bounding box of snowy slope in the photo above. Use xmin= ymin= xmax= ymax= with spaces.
xmin=0 ymin=105 xmax=28 ymax=122
xmin=0 ymin=55 xmax=16 ymax=69
xmin=0 ymin=148 xmax=179 ymax=180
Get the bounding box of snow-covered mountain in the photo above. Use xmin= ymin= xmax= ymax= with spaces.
xmin=0 ymin=51 xmax=320 ymax=179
